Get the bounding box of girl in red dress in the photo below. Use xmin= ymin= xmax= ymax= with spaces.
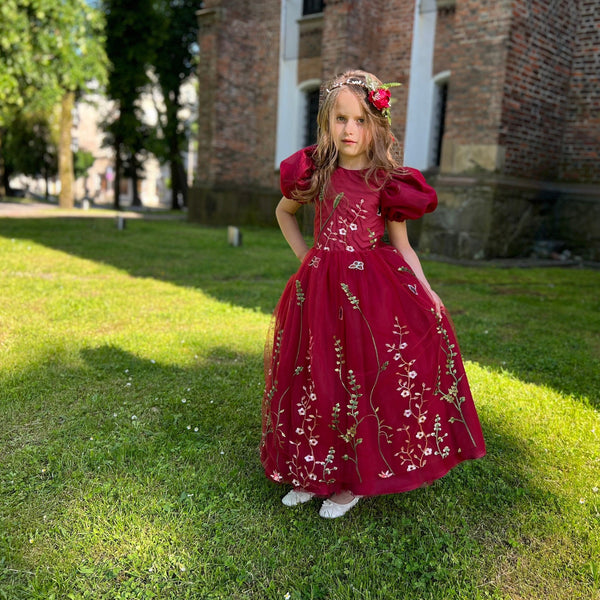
xmin=261 ymin=70 xmax=486 ymax=518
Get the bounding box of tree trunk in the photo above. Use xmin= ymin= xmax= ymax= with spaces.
xmin=114 ymin=139 xmax=121 ymax=210
xmin=130 ymin=153 xmax=141 ymax=207
xmin=170 ymin=157 xmax=187 ymax=209
xmin=59 ymin=91 xmax=75 ymax=208
xmin=166 ymin=98 xmax=186 ymax=210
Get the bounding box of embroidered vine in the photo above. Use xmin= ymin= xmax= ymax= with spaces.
xmin=434 ymin=311 xmax=476 ymax=446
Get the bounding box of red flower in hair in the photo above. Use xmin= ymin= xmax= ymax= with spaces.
xmin=368 ymin=88 xmax=392 ymax=111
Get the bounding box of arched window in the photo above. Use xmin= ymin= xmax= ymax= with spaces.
xmin=305 ymin=88 xmax=320 ymax=145
xmin=431 ymin=77 xmax=449 ymax=167
xmin=303 ymin=0 xmax=324 ymax=15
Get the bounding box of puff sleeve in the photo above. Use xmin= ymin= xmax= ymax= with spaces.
xmin=380 ymin=167 xmax=438 ymax=222
xmin=279 ymin=145 xmax=317 ymax=202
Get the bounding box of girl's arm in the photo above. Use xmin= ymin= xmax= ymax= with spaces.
xmin=276 ymin=196 xmax=310 ymax=262
xmin=387 ymin=219 xmax=444 ymax=316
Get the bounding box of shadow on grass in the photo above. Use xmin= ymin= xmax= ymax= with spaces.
xmin=1 ymin=216 xmax=598 ymax=407
xmin=0 ymin=216 xmax=292 ymax=314
xmin=1 ymin=344 xmax=593 ymax=599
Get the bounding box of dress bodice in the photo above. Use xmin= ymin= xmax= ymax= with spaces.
xmin=312 ymin=168 xmax=384 ymax=252
xmin=279 ymin=146 xmax=438 ymax=254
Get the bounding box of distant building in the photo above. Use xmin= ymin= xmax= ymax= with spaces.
xmin=16 ymin=80 xmax=198 ymax=209
xmin=190 ymin=0 xmax=600 ymax=259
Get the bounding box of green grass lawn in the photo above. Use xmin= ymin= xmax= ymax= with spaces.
xmin=0 ymin=216 xmax=598 ymax=600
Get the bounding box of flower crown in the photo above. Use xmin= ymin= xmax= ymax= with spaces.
xmin=326 ymin=76 xmax=401 ymax=124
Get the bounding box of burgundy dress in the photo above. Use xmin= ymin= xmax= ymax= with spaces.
xmin=261 ymin=147 xmax=486 ymax=498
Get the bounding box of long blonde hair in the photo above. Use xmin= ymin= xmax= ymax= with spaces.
xmin=292 ymin=69 xmax=404 ymax=204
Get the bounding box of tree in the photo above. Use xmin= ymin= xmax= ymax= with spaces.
xmin=51 ymin=0 xmax=107 ymax=208
xmin=0 ymin=0 xmax=62 ymax=196
xmin=0 ymin=1 xmax=107 ymax=205
xmin=150 ymin=0 xmax=199 ymax=209
xmin=3 ymin=110 xmax=58 ymax=199
xmin=103 ymin=0 xmax=158 ymax=209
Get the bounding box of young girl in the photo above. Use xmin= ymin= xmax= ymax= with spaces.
xmin=261 ymin=70 xmax=486 ymax=518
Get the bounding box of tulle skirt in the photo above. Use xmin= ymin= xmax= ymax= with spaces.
xmin=261 ymin=245 xmax=486 ymax=497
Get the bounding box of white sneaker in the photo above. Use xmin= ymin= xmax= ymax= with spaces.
xmin=281 ymin=489 xmax=315 ymax=507
xmin=319 ymin=496 xmax=361 ymax=519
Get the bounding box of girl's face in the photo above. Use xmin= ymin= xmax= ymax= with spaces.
xmin=331 ymin=88 xmax=372 ymax=170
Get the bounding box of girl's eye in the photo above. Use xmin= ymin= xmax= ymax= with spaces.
xmin=357 ymin=118 xmax=365 ymax=124
xmin=336 ymin=116 xmax=347 ymax=122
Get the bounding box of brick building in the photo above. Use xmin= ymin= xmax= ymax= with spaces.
xmin=190 ymin=0 xmax=600 ymax=259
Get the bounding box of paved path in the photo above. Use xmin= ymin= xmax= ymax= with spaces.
xmin=0 ymin=201 xmax=185 ymax=220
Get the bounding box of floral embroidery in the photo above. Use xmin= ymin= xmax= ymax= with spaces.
xmin=349 ymin=260 xmax=364 ymax=270
xmin=434 ymin=313 xmax=477 ymax=447
xmin=317 ymin=197 xmax=367 ymax=251
xmin=309 ymin=256 xmax=321 ymax=268
xmin=408 ymin=284 xmax=418 ymax=295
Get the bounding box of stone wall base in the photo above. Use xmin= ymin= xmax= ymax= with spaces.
xmin=419 ymin=174 xmax=600 ymax=260
xmin=188 ymin=184 xmax=283 ymax=228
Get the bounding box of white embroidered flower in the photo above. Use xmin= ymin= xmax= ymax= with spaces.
xmin=298 ymin=407 xmax=306 ymax=416
xmin=404 ymin=409 xmax=412 ymax=417
xmin=416 ymin=431 xmax=425 ymax=439
xmin=394 ymin=353 xmax=401 ymax=360
xmin=292 ymin=479 xmax=300 ymax=487
xmin=295 ymin=428 xmax=305 ymax=435
xmin=339 ymin=228 xmax=347 ymax=235
xmin=346 ymin=245 xmax=355 ymax=252
xmin=271 ymin=471 xmax=283 ymax=482
xmin=310 ymin=393 xmax=317 ymax=401
xmin=309 ymin=257 xmax=321 ymax=268
xmin=349 ymin=223 xmax=358 ymax=230
xmin=409 ymin=370 xmax=418 ymax=379
xmin=309 ymin=473 xmax=317 ymax=480
xmin=424 ymin=448 xmax=432 ymax=455
xmin=418 ymin=415 xmax=427 ymax=423
xmin=400 ymin=342 xmax=408 ymax=349
xmin=348 ymin=260 xmax=364 ymax=270
xmin=309 ymin=438 xmax=318 ymax=446
xmin=378 ymin=470 xmax=393 ymax=479
xmin=407 ymin=465 xmax=417 ymax=472
xmin=401 ymin=390 xmax=410 ymax=398
xmin=305 ymin=455 xmax=315 ymax=462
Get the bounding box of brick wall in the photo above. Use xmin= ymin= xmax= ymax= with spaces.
xmin=374 ymin=0 xmax=414 ymax=144
xmin=196 ymin=0 xmax=280 ymax=190
xmin=501 ymin=0 xmax=579 ymax=180
xmin=298 ymin=15 xmax=324 ymax=82
xmin=560 ymin=0 xmax=600 ymax=182
xmin=433 ymin=6 xmax=455 ymax=76
xmin=438 ymin=0 xmax=512 ymax=173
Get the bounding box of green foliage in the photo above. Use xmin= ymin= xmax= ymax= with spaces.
xmin=0 ymin=0 xmax=107 ymax=121
xmin=101 ymin=0 xmax=198 ymax=208
xmin=103 ymin=0 xmax=160 ymax=207
xmin=73 ymin=149 xmax=95 ymax=180
xmin=150 ymin=0 xmax=199 ymax=207
xmin=3 ymin=111 xmax=58 ymax=179
xmin=0 ymin=218 xmax=598 ymax=600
